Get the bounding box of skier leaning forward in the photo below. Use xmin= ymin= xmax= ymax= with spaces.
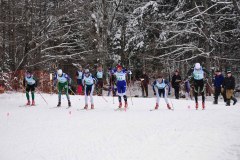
xmin=188 ymin=63 xmax=209 ymax=110
xmin=152 ymin=74 xmax=172 ymax=110
xmin=82 ymin=69 xmax=97 ymax=110
xmin=23 ymin=70 xmax=38 ymax=106
xmin=54 ymin=69 xmax=71 ymax=107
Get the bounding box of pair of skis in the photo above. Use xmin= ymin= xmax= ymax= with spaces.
xmin=49 ymin=106 xmax=72 ymax=109
xmin=19 ymin=104 xmax=37 ymax=107
xmin=149 ymin=108 xmax=174 ymax=111
xmin=114 ymin=107 xmax=129 ymax=111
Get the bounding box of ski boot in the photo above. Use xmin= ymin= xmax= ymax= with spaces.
xmin=167 ymin=103 xmax=172 ymax=110
xmin=26 ymin=100 xmax=30 ymax=105
xmin=155 ymin=103 xmax=159 ymax=110
xmin=91 ymin=104 xmax=94 ymax=109
xmin=195 ymin=103 xmax=198 ymax=110
xmin=213 ymin=100 xmax=218 ymax=104
xmin=226 ymin=100 xmax=230 ymax=106
xmin=68 ymin=100 xmax=71 ymax=107
xmin=118 ymin=102 xmax=122 ymax=108
xmin=124 ymin=102 xmax=128 ymax=108
xmin=84 ymin=104 xmax=88 ymax=110
xmin=31 ymin=100 xmax=35 ymax=106
xmin=232 ymin=97 xmax=237 ymax=105
xmin=202 ymin=102 xmax=205 ymax=110
xmin=57 ymin=102 xmax=61 ymax=107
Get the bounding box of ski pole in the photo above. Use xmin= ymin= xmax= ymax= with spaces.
xmin=68 ymin=87 xmax=82 ymax=101
xmin=112 ymin=85 xmax=115 ymax=104
xmin=169 ymin=98 xmax=174 ymax=110
xmin=129 ymin=75 xmax=133 ymax=106
xmin=36 ymin=89 xmax=48 ymax=105
xmin=109 ymin=75 xmax=114 ymax=104
xmin=206 ymin=81 xmax=214 ymax=91
xmin=69 ymin=87 xmax=77 ymax=95
xmin=95 ymin=88 xmax=108 ymax=103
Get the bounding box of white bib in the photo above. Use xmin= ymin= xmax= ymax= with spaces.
xmin=84 ymin=76 xmax=94 ymax=85
xmin=97 ymin=71 xmax=103 ymax=79
xmin=25 ymin=76 xmax=36 ymax=85
xmin=115 ymin=72 xmax=126 ymax=81
xmin=77 ymin=71 xmax=83 ymax=79
xmin=57 ymin=73 xmax=67 ymax=83
xmin=156 ymin=80 xmax=166 ymax=89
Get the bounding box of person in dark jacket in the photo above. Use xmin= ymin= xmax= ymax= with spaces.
xmin=171 ymin=70 xmax=182 ymax=99
xmin=140 ymin=71 xmax=149 ymax=97
xmin=222 ymin=70 xmax=237 ymax=106
xmin=213 ymin=70 xmax=224 ymax=104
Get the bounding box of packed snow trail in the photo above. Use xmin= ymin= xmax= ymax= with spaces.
xmin=0 ymin=92 xmax=240 ymax=160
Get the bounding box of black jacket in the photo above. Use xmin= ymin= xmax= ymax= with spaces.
xmin=222 ymin=76 xmax=235 ymax=90
xmin=171 ymin=75 xmax=182 ymax=87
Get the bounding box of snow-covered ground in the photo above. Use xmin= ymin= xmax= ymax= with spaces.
xmin=0 ymin=92 xmax=240 ymax=160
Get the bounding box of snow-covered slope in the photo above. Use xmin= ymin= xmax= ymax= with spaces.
xmin=0 ymin=92 xmax=240 ymax=160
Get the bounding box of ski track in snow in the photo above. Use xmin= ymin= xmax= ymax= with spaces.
xmin=0 ymin=92 xmax=240 ymax=160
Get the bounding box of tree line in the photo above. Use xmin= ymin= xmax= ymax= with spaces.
xmin=0 ymin=0 xmax=240 ymax=82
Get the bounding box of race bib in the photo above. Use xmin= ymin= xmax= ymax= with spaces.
xmin=115 ymin=72 xmax=126 ymax=81
xmin=97 ymin=71 xmax=103 ymax=79
xmin=25 ymin=77 xmax=36 ymax=85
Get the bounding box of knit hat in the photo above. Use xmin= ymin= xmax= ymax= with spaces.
xmin=57 ymin=69 xmax=63 ymax=76
xmin=116 ymin=65 xmax=122 ymax=70
xmin=195 ymin=63 xmax=201 ymax=69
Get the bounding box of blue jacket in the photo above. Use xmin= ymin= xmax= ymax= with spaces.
xmin=213 ymin=74 xmax=224 ymax=88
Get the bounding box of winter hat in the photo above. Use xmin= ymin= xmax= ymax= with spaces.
xmin=117 ymin=65 xmax=122 ymax=70
xmin=85 ymin=69 xmax=90 ymax=73
xmin=26 ymin=70 xmax=32 ymax=74
xmin=227 ymin=70 xmax=231 ymax=74
xmin=195 ymin=63 xmax=201 ymax=69
xmin=57 ymin=69 xmax=63 ymax=76
xmin=26 ymin=70 xmax=32 ymax=77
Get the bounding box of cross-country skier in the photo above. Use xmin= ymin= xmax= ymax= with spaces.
xmin=82 ymin=69 xmax=97 ymax=109
xmin=113 ymin=65 xmax=130 ymax=108
xmin=23 ymin=70 xmax=38 ymax=106
xmin=152 ymin=74 xmax=172 ymax=110
xmin=95 ymin=64 xmax=104 ymax=96
xmin=76 ymin=65 xmax=84 ymax=95
xmin=53 ymin=69 xmax=71 ymax=107
xmin=187 ymin=63 xmax=209 ymax=110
